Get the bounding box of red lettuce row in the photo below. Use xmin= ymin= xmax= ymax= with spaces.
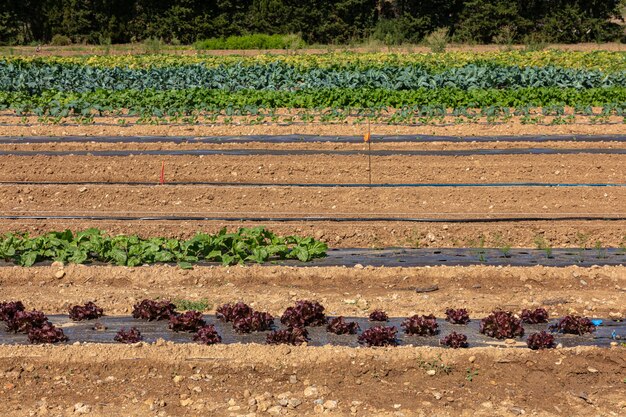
xmin=132 ymin=299 xmax=176 ymax=321
xmin=521 ymin=308 xmax=549 ymax=324
xmin=479 ymin=311 xmax=525 ymax=339
xmin=326 ymin=317 xmax=360 ymax=335
xmin=368 ymin=309 xmax=389 ymax=322
xmin=402 ymin=314 xmax=439 ymax=336
xmin=169 ymin=311 xmax=206 ymax=332
xmin=445 ymin=308 xmax=470 ymax=325
xmin=69 ymin=301 xmax=103 ymax=321
xmin=526 ymin=331 xmax=556 ymax=350
xmin=358 ymin=326 xmax=398 ymax=347
xmin=114 ymin=327 xmax=143 ymax=343
xmin=280 ymin=300 xmax=326 ymax=328
xmin=194 ymin=325 xmax=222 ymax=345
xmin=440 ymin=332 xmax=468 ymax=348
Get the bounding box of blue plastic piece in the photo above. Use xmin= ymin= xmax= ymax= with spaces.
xmin=591 ymin=319 xmax=603 ymax=326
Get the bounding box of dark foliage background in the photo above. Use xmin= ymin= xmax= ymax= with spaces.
xmin=0 ymin=0 xmax=623 ymax=45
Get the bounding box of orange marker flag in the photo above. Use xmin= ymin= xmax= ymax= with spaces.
xmin=159 ymin=161 xmax=165 ymax=184
xmin=364 ymin=120 xmax=371 ymax=142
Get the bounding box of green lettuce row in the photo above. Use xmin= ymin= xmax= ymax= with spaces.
xmin=2 ymin=88 xmax=626 ymax=115
xmin=0 ymin=228 xmax=328 ymax=268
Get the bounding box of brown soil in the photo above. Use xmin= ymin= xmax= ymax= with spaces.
xmin=1 ymin=264 xmax=624 ymax=318
xmin=2 ymin=184 xmax=624 ymax=217
xmin=4 ymin=119 xmax=626 ymax=137
xmin=0 ymin=344 xmax=623 ymax=417
xmin=1 ymin=153 xmax=625 ymax=184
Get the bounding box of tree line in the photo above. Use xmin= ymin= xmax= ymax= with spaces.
xmin=0 ymin=0 xmax=624 ymax=46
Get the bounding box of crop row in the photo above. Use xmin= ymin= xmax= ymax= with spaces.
xmin=4 ymin=62 xmax=626 ymax=93
xmin=4 ymin=50 xmax=626 ymax=72
xmin=10 ymin=104 xmax=626 ymax=127
xmin=3 ymin=88 xmax=626 ymax=116
xmin=0 ymin=300 xmax=598 ymax=349
xmin=0 ymin=228 xmax=327 ymax=268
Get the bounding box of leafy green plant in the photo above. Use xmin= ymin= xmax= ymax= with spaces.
xmin=534 ymin=235 xmax=553 ymax=259
xmin=466 ymin=367 xmax=479 ymax=381
xmin=173 ymin=298 xmax=211 ymax=311
xmin=0 ymin=227 xmax=327 ymax=268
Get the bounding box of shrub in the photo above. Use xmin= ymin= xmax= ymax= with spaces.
xmin=132 ymin=299 xmax=176 ymax=321
xmin=194 ymin=325 xmax=222 ymax=345
xmin=280 ymin=300 xmax=326 ymax=328
xmin=479 ymin=311 xmax=524 ymax=339
xmin=68 ymin=302 xmax=103 ymax=321
xmin=445 ymin=308 xmax=470 ymax=324
xmin=526 ymin=331 xmax=556 ymax=350
xmin=368 ymin=309 xmax=389 ymax=322
xmin=440 ymin=332 xmax=468 ymax=348
xmin=169 ymin=311 xmax=206 ymax=332
xmin=216 ymin=302 xmax=253 ymax=322
xmin=232 ymin=311 xmax=274 ymax=333
xmin=326 ymin=317 xmax=360 ymax=335
xmin=358 ymin=326 xmax=398 ymax=347
xmin=114 ymin=327 xmax=143 ymax=343
xmin=0 ymin=301 xmax=25 ymax=322
xmin=423 ymin=28 xmax=448 ymax=53
xmin=50 ymin=34 xmax=71 ymax=46
xmin=521 ymin=308 xmax=549 ymax=324
xmin=402 ymin=314 xmax=438 ymax=336
xmin=28 ymin=323 xmax=67 ymax=344
xmin=266 ymin=327 xmax=309 ymax=345
xmin=549 ymin=316 xmax=595 ymax=335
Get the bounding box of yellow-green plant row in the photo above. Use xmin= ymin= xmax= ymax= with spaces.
xmin=4 ymin=50 xmax=626 ymax=72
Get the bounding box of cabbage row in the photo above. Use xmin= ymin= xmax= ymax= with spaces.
xmin=3 ymin=62 xmax=626 ymax=93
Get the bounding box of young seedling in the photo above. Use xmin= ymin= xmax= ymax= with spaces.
xmin=534 ymin=235 xmax=553 ymax=259
xmin=466 ymin=368 xmax=479 ymax=381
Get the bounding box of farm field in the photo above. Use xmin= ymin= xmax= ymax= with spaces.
xmin=0 ymin=49 xmax=625 ymax=417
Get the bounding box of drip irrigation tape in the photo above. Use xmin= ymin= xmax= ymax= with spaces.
xmin=2 ymin=215 xmax=626 ymax=222
xmin=0 ymin=181 xmax=625 ymax=188
xmin=1 ymin=148 xmax=626 ymax=157
xmin=2 ymin=134 xmax=626 ymax=144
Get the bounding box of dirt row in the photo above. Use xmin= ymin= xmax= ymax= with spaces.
xmin=1 ymin=153 xmax=626 ymax=184
xmin=2 ymin=183 xmax=624 ymax=216
xmin=1 ymin=218 xmax=625 ymax=248
xmin=6 ymin=119 xmax=626 ymax=138
xmin=1 ymin=263 xmax=624 ymax=318
xmin=0 ymin=343 xmax=623 ymax=417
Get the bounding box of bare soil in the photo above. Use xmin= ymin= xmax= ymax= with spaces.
xmin=0 ymin=344 xmax=623 ymax=417
xmin=4 ymin=119 xmax=626 ymax=137
xmin=1 ymin=153 xmax=626 ymax=184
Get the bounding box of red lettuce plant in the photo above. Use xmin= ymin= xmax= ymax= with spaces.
xmin=169 ymin=311 xmax=206 ymax=332
xmin=216 ymin=302 xmax=253 ymax=322
xmin=233 ymin=311 xmax=274 ymax=333
xmin=266 ymin=327 xmax=309 ymax=345
xmin=358 ymin=326 xmax=398 ymax=347
xmin=479 ymin=311 xmax=524 ymax=339
xmin=445 ymin=308 xmax=470 ymax=324
xmin=28 ymin=323 xmax=68 ymax=344
xmin=326 ymin=317 xmax=360 ymax=335
xmin=0 ymin=301 xmax=25 ymax=322
xmin=114 ymin=327 xmax=143 ymax=343
xmin=368 ymin=309 xmax=389 ymax=322
xmin=68 ymin=301 xmax=103 ymax=321
xmin=440 ymin=332 xmax=468 ymax=348
xmin=526 ymin=331 xmax=556 ymax=350
xmin=280 ymin=300 xmax=326 ymax=328
xmin=132 ymin=299 xmax=176 ymax=321
xmin=193 ymin=325 xmax=222 ymax=345
xmin=402 ymin=314 xmax=439 ymax=336
xmin=6 ymin=310 xmax=48 ymax=333
xmin=549 ymin=316 xmax=595 ymax=335
xmin=521 ymin=308 xmax=549 ymax=324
